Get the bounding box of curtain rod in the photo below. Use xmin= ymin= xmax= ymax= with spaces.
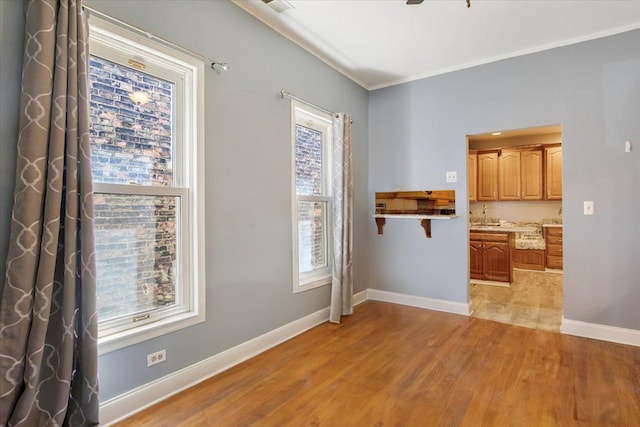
xmin=280 ymin=89 xmax=353 ymax=123
xmin=82 ymin=6 xmax=230 ymax=71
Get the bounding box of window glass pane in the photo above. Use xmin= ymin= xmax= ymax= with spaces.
xmin=297 ymin=200 xmax=327 ymax=274
xmin=89 ymin=55 xmax=174 ymax=186
xmin=295 ymin=124 xmax=323 ymax=196
xmin=94 ymin=194 xmax=178 ymax=322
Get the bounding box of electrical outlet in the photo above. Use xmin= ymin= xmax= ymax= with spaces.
xmin=583 ymin=201 xmax=594 ymax=215
xmin=446 ymin=171 xmax=457 ymax=183
xmin=147 ymin=349 xmax=166 ymax=367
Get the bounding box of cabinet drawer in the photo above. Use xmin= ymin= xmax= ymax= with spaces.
xmin=546 ymin=227 xmax=563 ymax=238
xmin=547 ymin=235 xmax=563 ymax=245
xmin=470 ymin=232 xmax=509 ymax=242
xmin=546 ymin=255 xmax=563 ymax=269
xmin=547 ymin=244 xmax=563 ymax=257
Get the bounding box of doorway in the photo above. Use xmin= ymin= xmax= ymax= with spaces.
xmin=467 ymin=125 xmax=563 ymax=332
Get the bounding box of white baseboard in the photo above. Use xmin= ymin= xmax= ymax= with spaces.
xmin=99 ymin=306 xmax=330 ymax=426
xmin=367 ymin=288 xmax=470 ymax=316
xmin=561 ymin=318 xmax=640 ymax=347
xmin=352 ymin=289 xmax=368 ymax=306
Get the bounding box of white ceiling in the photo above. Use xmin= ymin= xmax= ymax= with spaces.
xmin=232 ymin=0 xmax=640 ymax=90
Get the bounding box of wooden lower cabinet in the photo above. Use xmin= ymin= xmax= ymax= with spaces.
xmin=545 ymin=227 xmax=563 ymax=269
xmin=470 ymin=232 xmax=512 ymax=282
xmin=511 ymin=248 xmax=545 ymax=271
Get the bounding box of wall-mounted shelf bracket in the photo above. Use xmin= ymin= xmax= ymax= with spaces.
xmin=374 ymin=214 xmax=456 ymax=239
xmin=420 ymin=219 xmax=432 ymax=238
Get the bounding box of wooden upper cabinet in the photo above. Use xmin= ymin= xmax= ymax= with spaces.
xmin=477 ymin=151 xmax=498 ymax=201
xmin=468 ymin=152 xmax=477 ymax=202
xmin=498 ymin=149 xmax=543 ymax=201
xmin=498 ymin=151 xmax=521 ymax=200
xmin=545 ymin=146 xmax=563 ymax=200
xmin=521 ymin=150 xmax=543 ymax=200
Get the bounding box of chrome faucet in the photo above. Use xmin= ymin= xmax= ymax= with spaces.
xmin=482 ymin=204 xmax=488 ymax=225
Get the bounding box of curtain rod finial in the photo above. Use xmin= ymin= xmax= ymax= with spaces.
xmin=211 ymin=62 xmax=229 ymax=72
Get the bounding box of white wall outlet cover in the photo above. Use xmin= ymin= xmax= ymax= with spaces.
xmin=584 ymin=201 xmax=594 ymax=215
xmin=625 ymin=141 xmax=632 ymax=152
xmin=446 ymin=171 xmax=457 ymax=183
xmin=147 ymin=349 xmax=167 ymax=367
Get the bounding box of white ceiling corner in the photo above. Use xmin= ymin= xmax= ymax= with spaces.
xmin=232 ymin=0 xmax=640 ymax=91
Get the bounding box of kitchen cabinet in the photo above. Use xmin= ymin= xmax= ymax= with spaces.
xmin=498 ymin=149 xmax=543 ymax=201
xmin=477 ymin=151 xmax=498 ymax=201
xmin=545 ymin=227 xmax=563 ymax=269
xmin=468 ymin=152 xmax=477 ymax=202
xmin=511 ymin=248 xmax=545 ymax=271
xmin=470 ymin=231 xmax=512 ymax=282
xmin=545 ymin=145 xmax=563 ymax=200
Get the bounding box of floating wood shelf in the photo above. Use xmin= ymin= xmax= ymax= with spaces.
xmin=374 ymin=214 xmax=457 ymax=238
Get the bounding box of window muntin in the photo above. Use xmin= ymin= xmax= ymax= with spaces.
xmin=292 ymin=103 xmax=332 ymax=292
xmin=89 ymin=17 xmax=204 ymax=354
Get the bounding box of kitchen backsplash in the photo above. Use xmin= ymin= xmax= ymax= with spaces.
xmin=469 ymin=201 xmax=562 ymax=223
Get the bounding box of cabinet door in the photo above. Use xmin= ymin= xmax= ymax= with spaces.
xmin=477 ymin=152 xmax=498 ymax=201
xmin=521 ymin=150 xmax=543 ymax=200
xmin=469 ymin=241 xmax=483 ymax=279
xmin=545 ymin=146 xmax=563 ymax=200
xmin=483 ymin=242 xmax=510 ymax=282
xmin=468 ymin=153 xmax=477 ymax=202
xmin=499 ymin=151 xmax=520 ymax=200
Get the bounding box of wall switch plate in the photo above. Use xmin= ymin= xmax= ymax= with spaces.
xmin=584 ymin=201 xmax=594 ymax=215
xmin=147 ymin=349 xmax=166 ymax=367
xmin=446 ymin=171 xmax=457 ymax=183
xmin=625 ymin=141 xmax=632 ymax=152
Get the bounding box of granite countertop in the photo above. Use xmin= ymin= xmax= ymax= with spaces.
xmin=542 ymin=223 xmax=563 ymax=228
xmin=470 ymin=224 xmax=539 ymax=232
xmin=470 ymin=217 xmax=561 ymax=250
xmin=541 ymin=218 xmax=563 ymax=227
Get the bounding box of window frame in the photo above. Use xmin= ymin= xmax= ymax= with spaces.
xmin=291 ymin=101 xmax=333 ymax=293
xmin=89 ymin=17 xmax=205 ymax=355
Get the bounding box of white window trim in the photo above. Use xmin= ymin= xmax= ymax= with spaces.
xmin=89 ymin=17 xmax=205 ymax=355
xmin=291 ymin=101 xmax=333 ymax=293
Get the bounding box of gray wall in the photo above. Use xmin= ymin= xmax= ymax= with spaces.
xmin=0 ymin=0 xmax=369 ymax=400
xmin=369 ymin=29 xmax=640 ymax=330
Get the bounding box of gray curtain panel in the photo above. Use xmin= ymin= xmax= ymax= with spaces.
xmin=329 ymin=113 xmax=353 ymax=324
xmin=0 ymin=0 xmax=99 ymax=425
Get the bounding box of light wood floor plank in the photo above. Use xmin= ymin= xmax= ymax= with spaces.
xmin=115 ymin=301 xmax=640 ymax=426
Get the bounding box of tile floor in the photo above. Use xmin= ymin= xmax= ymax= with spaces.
xmin=469 ymin=269 xmax=563 ymax=332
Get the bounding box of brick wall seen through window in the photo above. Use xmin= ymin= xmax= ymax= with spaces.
xmin=89 ymin=56 xmax=178 ymax=321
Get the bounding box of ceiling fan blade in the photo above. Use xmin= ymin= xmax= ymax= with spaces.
xmin=406 ymin=0 xmax=424 ymax=4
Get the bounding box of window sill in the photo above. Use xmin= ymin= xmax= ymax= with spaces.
xmin=98 ymin=310 xmax=205 ymax=355
xmin=295 ymin=275 xmax=331 ymax=293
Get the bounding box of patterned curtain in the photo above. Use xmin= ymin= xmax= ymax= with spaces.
xmin=329 ymin=113 xmax=353 ymax=323
xmin=0 ymin=0 xmax=99 ymax=425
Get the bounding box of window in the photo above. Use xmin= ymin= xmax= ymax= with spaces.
xmin=88 ymin=17 xmax=205 ymax=353
xmin=291 ymin=102 xmax=333 ymax=292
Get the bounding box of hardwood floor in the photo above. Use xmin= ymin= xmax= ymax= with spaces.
xmin=115 ymin=301 xmax=640 ymax=426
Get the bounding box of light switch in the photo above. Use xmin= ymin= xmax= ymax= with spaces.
xmin=625 ymin=141 xmax=632 ymax=153
xmin=446 ymin=171 xmax=457 ymax=183
xmin=584 ymin=201 xmax=594 ymax=215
